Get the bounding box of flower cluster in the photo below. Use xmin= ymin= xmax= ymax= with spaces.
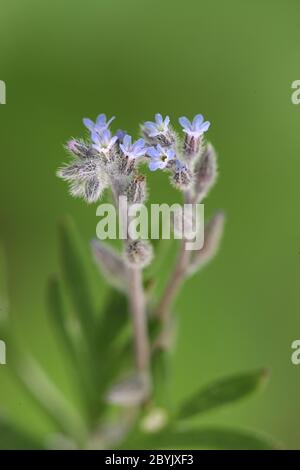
xmin=57 ymin=112 xmax=212 ymax=205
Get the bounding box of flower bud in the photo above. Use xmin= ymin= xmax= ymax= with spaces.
xmin=170 ymin=161 xmax=193 ymax=190
xmin=65 ymin=139 xmax=93 ymax=158
xmin=84 ymin=176 xmax=102 ymax=203
xmin=193 ymin=143 xmax=218 ymax=201
xmin=188 ymin=211 xmax=225 ymax=276
xmin=91 ymin=239 xmax=127 ymax=291
xmin=124 ymin=240 xmax=153 ymax=268
xmin=126 ymin=174 xmax=147 ymax=204
xmin=183 ymin=133 xmax=203 ymax=157
xmin=106 ymin=373 xmax=150 ymax=406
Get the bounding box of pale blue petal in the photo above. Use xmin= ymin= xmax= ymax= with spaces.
xmin=179 ymin=116 xmax=192 ymax=131
xmin=110 ymin=135 xmax=118 ymax=146
xmin=146 ymin=147 xmax=160 ymax=158
xmin=123 ymin=134 xmax=132 ymax=148
xmin=167 ymin=148 xmax=175 ymax=159
xmin=164 ymin=115 xmax=170 ymax=127
xmin=200 ymin=121 xmax=210 ymax=132
xmin=149 ymin=160 xmax=161 ymax=171
xmin=101 ymin=129 xmax=111 ymax=142
xmin=96 ymin=114 xmax=106 ymax=126
xmin=155 ymin=113 xmax=163 ymax=125
xmin=91 ymin=131 xmax=100 ymax=143
xmin=193 ymin=114 xmax=204 ymax=130
xmin=83 ymin=118 xmax=95 ymax=130
xmin=144 ymin=122 xmax=158 ymax=135
xmin=134 ymin=138 xmax=145 ymax=148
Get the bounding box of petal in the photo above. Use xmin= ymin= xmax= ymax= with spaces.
xmin=166 ymin=148 xmax=175 ymax=159
xmin=83 ymin=118 xmax=95 ymax=130
xmin=155 ymin=113 xmax=163 ymax=125
xmin=123 ymin=134 xmax=132 ymax=148
xmin=164 ymin=115 xmax=170 ymax=127
xmin=144 ymin=122 xmax=158 ymax=135
xmin=179 ymin=116 xmax=192 ymax=131
xmin=91 ymin=131 xmax=100 ymax=143
xmin=200 ymin=121 xmax=210 ymax=132
xmin=101 ymin=129 xmax=111 ymax=143
xmin=109 ymin=135 xmax=118 ymax=146
xmin=96 ymin=114 xmax=106 ymax=126
xmin=192 ymin=114 xmax=204 ymax=130
xmin=149 ymin=160 xmax=161 ymax=171
xmin=146 ymin=147 xmax=160 ymax=158
xmin=134 ymin=138 xmax=145 ymax=149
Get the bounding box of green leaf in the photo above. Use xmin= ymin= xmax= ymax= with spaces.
xmin=92 ymin=291 xmax=131 ymax=395
xmin=132 ymin=426 xmax=277 ymax=450
xmin=96 ymin=290 xmax=129 ymax=351
xmin=178 ymin=369 xmax=269 ymax=420
xmin=47 ymin=276 xmax=76 ymax=360
xmin=58 ymin=217 xmax=96 ymax=343
xmin=151 ymin=347 xmax=172 ymax=409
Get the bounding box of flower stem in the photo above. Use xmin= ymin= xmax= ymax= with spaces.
xmin=154 ymin=239 xmax=190 ymax=325
xmin=127 ymin=266 xmax=150 ymax=374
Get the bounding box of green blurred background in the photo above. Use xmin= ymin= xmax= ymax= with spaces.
xmin=0 ymin=0 xmax=300 ymax=449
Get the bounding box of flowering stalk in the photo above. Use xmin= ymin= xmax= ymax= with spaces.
xmin=57 ymin=111 xmax=223 ymax=404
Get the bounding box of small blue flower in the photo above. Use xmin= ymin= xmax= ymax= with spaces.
xmin=179 ymin=114 xmax=210 ymax=137
xmin=143 ymin=113 xmax=170 ymax=137
xmin=146 ymin=144 xmax=175 ymax=171
xmin=83 ymin=114 xmax=115 ymax=133
xmin=91 ymin=129 xmax=118 ymax=155
xmin=119 ymin=135 xmax=147 ymax=160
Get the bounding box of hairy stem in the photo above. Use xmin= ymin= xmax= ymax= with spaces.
xmin=154 ymin=239 xmax=190 ymax=324
xmin=127 ymin=266 xmax=150 ymax=374
xmin=112 ymin=181 xmax=150 ymax=375
xmin=154 ymin=191 xmax=194 ymax=327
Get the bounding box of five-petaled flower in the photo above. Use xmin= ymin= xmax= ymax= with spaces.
xmin=91 ymin=129 xmax=118 ymax=156
xmin=83 ymin=114 xmax=115 ymax=133
xmin=143 ymin=113 xmax=170 ymax=137
xmin=146 ymin=144 xmax=175 ymax=171
xmin=179 ymin=114 xmax=210 ymax=137
xmin=119 ymin=135 xmax=147 ymax=160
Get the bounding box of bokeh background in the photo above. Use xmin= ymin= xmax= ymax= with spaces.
xmin=0 ymin=0 xmax=300 ymax=449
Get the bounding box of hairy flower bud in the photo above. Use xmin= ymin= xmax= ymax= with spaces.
xmin=183 ymin=133 xmax=203 ymax=157
xmin=188 ymin=211 xmax=225 ymax=276
xmin=124 ymin=240 xmax=153 ymax=268
xmin=170 ymin=161 xmax=193 ymax=190
xmin=91 ymin=239 xmax=127 ymax=291
xmin=193 ymin=143 xmax=218 ymax=201
xmin=126 ymin=174 xmax=147 ymax=204
xmin=84 ymin=176 xmax=101 ymax=203
xmin=106 ymin=373 xmax=151 ymax=406
xmin=66 ymin=139 xmax=93 ymax=158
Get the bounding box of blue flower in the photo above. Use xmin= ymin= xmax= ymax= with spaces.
xmin=91 ymin=129 xmax=118 ymax=155
xmin=146 ymin=144 xmax=175 ymax=171
xmin=179 ymin=114 xmax=210 ymax=137
xmin=119 ymin=135 xmax=147 ymax=160
xmin=83 ymin=114 xmax=115 ymax=133
xmin=143 ymin=113 xmax=170 ymax=137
